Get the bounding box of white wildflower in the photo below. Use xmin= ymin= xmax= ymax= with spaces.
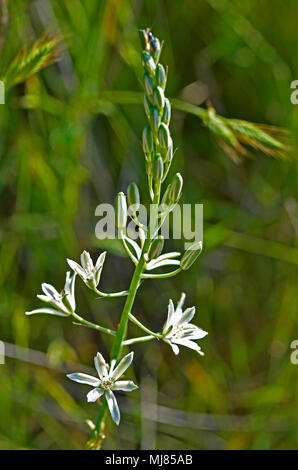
xmin=162 ymin=293 xmax=208 ymax=355
xmin=67 ymin=351 xmax=138 ymax=425
xmin=26 ymin=271 xmax=76 ymax=317
xmin=67 ymin=250 xmax=106 ymax=290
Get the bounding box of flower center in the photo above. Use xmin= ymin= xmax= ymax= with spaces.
xmin=171 ymin=325 xmax=184 ymax=339
xmin=101 ymin=378 xmax=113 ymax=390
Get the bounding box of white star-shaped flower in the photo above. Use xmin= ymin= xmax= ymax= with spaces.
xmin=162 ymin=293 xmax=208 ymax=355
xmin=67 ymin=250 xmax=106 ymax=290
xmin=26 ymin=271 xmax=76 ymax=317
xmin=67 ymin=351 xmax=138 ymax=425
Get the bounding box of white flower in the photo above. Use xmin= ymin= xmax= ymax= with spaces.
xmin=67 ymin=250 xmax=106 ymax=290
xmin=162 ymin=293 xmax=208 ymax=355
xmin=26 ymin=271 xmax=76 ymax=317
xmin=67 ymin=351 xmax=138 ymax=425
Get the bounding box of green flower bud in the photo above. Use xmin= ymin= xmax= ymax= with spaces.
xmin=150 ymin=106 xmax=161 ymax=134
xmin=180 ymin=241 xmax=202 ymax=270
xmin=142 ymin=51 xmax=156 ymax=74
xmin=152 ymin=155 xmax=164 ymax=181
xmin=127 ymin=182 xmax=140 ymax=212
xmin=158 ymin=123 xmax=171 ymax=148
xmin=162 ymin=98 xmax=171 ymax=125
xmin=142 ymin=125 xmax=154 ymax=155
xmin=156 ymin=64 xmax=167 ymax=89
xmin=115 ymin=192 xmax=127 ymax=229
xmin=151 ymin=37 xmax=161 ymax=63
xmin=161 ymin=183 xmax=172 ymax=207
xmin=148 ymin=236 xmax=164 ymax=260
xmin=153 ymin=86 xmax=165 ymax=110
xmin=144 ymin=94 xmax=151 ymax=120
xmin=169 ymin=173 xmax=183 ymax=203
xmin=144 ymin=72 xmax=154 ymax=98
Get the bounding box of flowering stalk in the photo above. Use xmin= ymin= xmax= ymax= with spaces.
xmin=26 ymin=29 xmax=208 ymax=450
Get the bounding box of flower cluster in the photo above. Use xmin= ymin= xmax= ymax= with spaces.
xmin=26 ymin=29 xmax=208 ymax=441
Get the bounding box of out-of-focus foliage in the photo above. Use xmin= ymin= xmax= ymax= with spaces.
xmin=0 ymin=0 xmax=298 ymax=450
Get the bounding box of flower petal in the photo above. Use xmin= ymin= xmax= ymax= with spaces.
xmin=94 ymin=352 xmax=109 ymax=380
xmin=66 ymin=373 xmax=100 ymax=386
xmin=64 ymin=271 xmax=76 ymax=311
xmin=112 ymin=380 xmax=138 ymax=392
xmin=110 ymin=351 xmax=134 ymax=381
xmin=25 ymin=308 xmax=68 ymax=317
xmin=95 ymin=251 xmax=107 ymax=270
xmin=182 ymin=326 xmax=208 ymax=340
xmin=87 ymin=387 xmax=104 ymax=402
xmin=163 ymin=299 xmax=175 ymax=333
xmin=177 ymin=306 xmax=196 ymax=325
xmin=81 ymin=250 xmax=93 ymax=271
xmin=41 ymin=283 xmax=60 ymax=298
xmin=67 ymin=259 xmax=86 ymax=278
xmin=174 ymin=338 xmax=204 ymax=355
xmin=105 ymin=389 xmax=120 ymax=425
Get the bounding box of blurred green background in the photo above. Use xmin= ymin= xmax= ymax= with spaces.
xmin=1 ymin=0 xmax=298 ymax=450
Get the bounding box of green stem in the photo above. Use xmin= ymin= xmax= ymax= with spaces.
xmin=123 ymin=335 xmax=155 ymax=346
xmin=71 ymin=312 xmax=116 ymax=336
xmin=93 ymin=287 xmax=129 ymax=298
xmin=92 ymin=186 xmax=161 ymax=438
xmin=128 ymin=313 xmax=163 ymax=339
xmin=141 ymin=267 xmax=182 ymax=279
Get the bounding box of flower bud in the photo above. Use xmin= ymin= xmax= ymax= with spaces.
xmin=144 ymin=72 xmax=154 ymax=98
xmin=115 ymin=192 xmax=127 ymax=229
xmin=169 ymin=173 xmax=183 ymax=203
xmin=151 ymin=37 xmax=161 ymax=63
xmin=144 ymin=94 xmax=151 ymax=120
xmin=180 ymin=241 xmax=202 ymax=270
xmin=161 ymin=183 xmax=172 ymax=207
xmin=142 ymin=51 xmax=156 ymax=74
xmin=162 ymin=98 xmax=171 ymax=125
xmin=150 ymin=106 xmax=161 ymax=134
xmin=127 ymin=182 xmax=140 ymax=212
xmin=152 ymin=155 xmax=164 ymax=181
xmin=148 ymin=236 xmax=164 ymax=260
xmin=158 ymin=123 xmax=171 ymax=148
xmin=156 ymin=64 xmax=167 ymax=89
xmin=142 ymin=125 xmax=153 ymax=155
xmin=153 ymin=86 xmax=165 ymax=110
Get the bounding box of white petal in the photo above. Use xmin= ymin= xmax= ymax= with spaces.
xmin=41 ymin=283 xmax=60 ymax=298
xmin=95 ymin=251 xmax=107 ymax=270
xmin=81 ymin=250 xmax=93 ymax=271
xmin=110 ymin=351 xmax=134 ymax=381
xmin=94 ymin=352 xmax=109 ymax=380
xmin=36 ymin=294 xmax=52 ymax=303
xmin=112 ymin=380 xmax=138 ymax=392
xmin=67 ymin=259 xmax=86 ymax=278
xmin=171 ymin=343 xmax=180 ymax=355
xmin=174 ymin=338 xmax=204 ymax=355
xmin=177 ymin=292 xmax=186 ymax=311
xmin=182 ymin=326 xmax=208 ymax=340
xmin=163 ymin=299 xmax=175 ymax=333
xmin=123 ymin=236 xmax=142 ymax=260
xmin=105 ymin=389 xmax=120 ymax=425
xmin=177 ymin=306 xmax=195 ymax=325
xmin=66 ymin=373 xmax=100 ymax=386
xmin=87 ymin=388 xmax=104 ymax=402
xmin=64 ymin=271 xmax=76 ymax=311
xmin=146 ymin=258 xmax=180 ymax=270
xmin=25 ymin=308 xmax=68 ymax=317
